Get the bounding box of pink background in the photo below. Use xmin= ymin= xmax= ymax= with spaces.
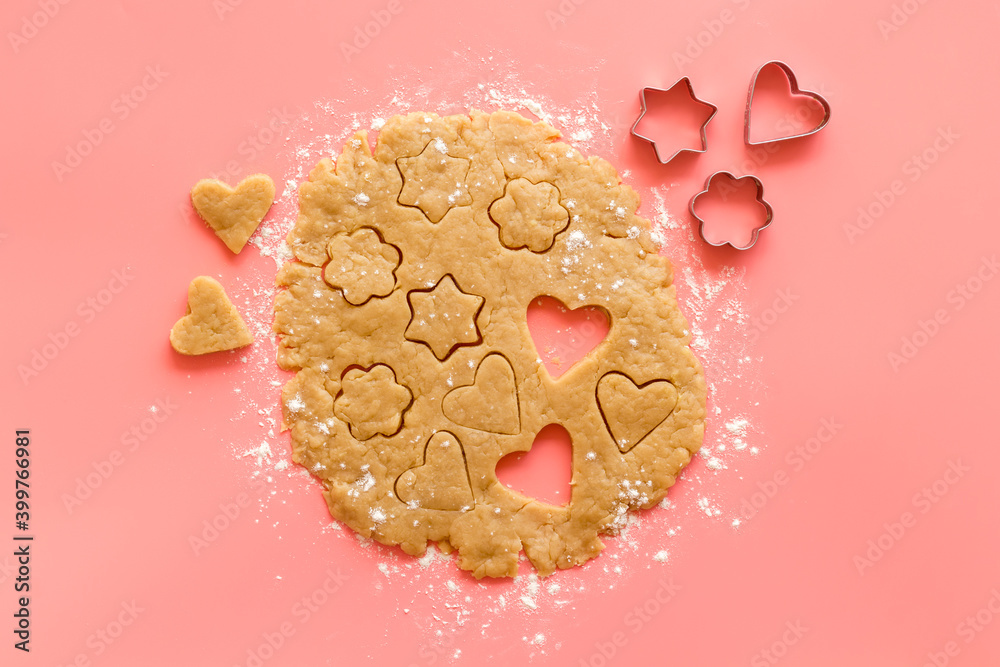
xmin=4 ymin=0 xmax=1000 ymax=665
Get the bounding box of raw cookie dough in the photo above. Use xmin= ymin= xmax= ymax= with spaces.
xmin=191 ymin=174 xmax=275 ymax=253
xmin=170 ymin=276 xmax=253 ymax=354
xmin=275 ymin=110 xmax=706 ymax=578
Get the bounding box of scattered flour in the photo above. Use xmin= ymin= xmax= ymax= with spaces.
xmin=242 ymin=441 xmax=272 ymax=465
xmin=209 ymin=48 xmax=762 ymax=664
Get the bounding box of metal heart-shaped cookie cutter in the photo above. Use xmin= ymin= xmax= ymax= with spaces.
xmin=744 ymin=61 xmax=831 ymax=146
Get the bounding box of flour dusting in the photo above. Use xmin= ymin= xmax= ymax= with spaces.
xmin=205 ymin=49 xmax=762 ymax=663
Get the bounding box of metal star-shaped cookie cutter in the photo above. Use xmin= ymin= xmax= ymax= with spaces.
xmin=690 ymin=171 xmax=773 ymax=250
xmin=631 ymin=78 xmax=718 ymax=164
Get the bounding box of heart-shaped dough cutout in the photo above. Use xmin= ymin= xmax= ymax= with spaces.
xmin=191 ymin=174 xmax=275 ymax=253
xmin=395 ymin=432 xmax=474 ymax=511
xmin=170 ymin=276 xmax=253 ymax=355
xmin=443 ymin=354 xmax=519 ymax=434
xmin=597 ymin=372 xmax=677 ymax=453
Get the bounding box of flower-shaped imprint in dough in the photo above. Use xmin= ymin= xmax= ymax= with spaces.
xmin=397 ymin=138 xmax=472 ymax=223
xmin=333 ymin=364 xmax=412 ymax=440
xmin=323 ymin=228 xmax=401 ymax=305
xmin=489 ymin=178 xmax=569 ymax=252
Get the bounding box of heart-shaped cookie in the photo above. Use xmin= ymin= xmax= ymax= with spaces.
xmin=169 ymin=276 xmax=253 ymax=355
xmin=745 ymin=61 xmax=830 ymax=146
xmin=395 ymin=432 xmax=474 ymax=511
xmin=597 ymin=372 xmax=678 ymax=453
xmin=442 ymin=353 xmax=519 ymax=434
xmin=191 ymin=174 xmax=275 ymax=253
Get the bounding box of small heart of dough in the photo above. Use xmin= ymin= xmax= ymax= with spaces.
xmin=170 ymin=276 xmax=253 ymax=355
xmin=597 ymin=373 xmax=678 ymax=452
xmin=191 ymin=174 xmax=275 ymax=253
xmin=395 ymin=432 xmax=474 ymax=511
xmin=443 ymin=354 xmax=519 ymax=434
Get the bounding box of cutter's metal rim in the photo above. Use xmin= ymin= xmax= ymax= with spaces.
xmin=631 ymin=77 xmax=718 ymax=165
xmin=690 ymin=171 xmax=774 ymax=250
xmin=744 ymin=60 xmax=831 ymax=147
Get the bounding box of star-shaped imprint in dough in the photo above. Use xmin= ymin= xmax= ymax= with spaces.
xmin=397 ymin=139 xmax=473 ymax=223
xmin=405 ymin=275 xmax=485 ymax=361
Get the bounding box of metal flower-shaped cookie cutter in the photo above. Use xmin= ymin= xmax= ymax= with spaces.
xmin=690 ymin=171 xmax=773 ymax=250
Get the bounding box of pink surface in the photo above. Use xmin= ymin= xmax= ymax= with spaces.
xmin=4 ymin=1 xmax=1000 ymax=665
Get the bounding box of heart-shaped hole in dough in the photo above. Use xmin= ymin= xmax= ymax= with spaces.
xmin=526 ymin=296 xmax=609 ymax=378
xmin=494 ymin=424 xmax=573 ymax=506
